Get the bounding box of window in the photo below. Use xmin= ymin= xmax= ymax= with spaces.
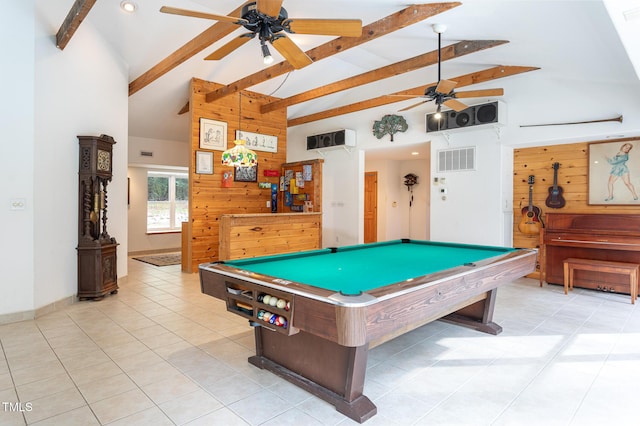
xmin=147 ymin=171 xmax=188 ymax=232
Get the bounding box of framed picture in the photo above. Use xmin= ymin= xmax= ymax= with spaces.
xmin=195 ymin=151 xmax=214 ymax=174
xmin=234 ymin=165 xmax=258 ymax=182
xmin=236 ymin=130 xmax=278 ymax=153
xmin=588 ymin=140 xmax=640 ymax=205
xmin=200 ymin=118 xmax=227 ymax=150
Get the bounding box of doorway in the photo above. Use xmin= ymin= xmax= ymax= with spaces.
xmin=364 ymin=171 xmax=378 ymax=243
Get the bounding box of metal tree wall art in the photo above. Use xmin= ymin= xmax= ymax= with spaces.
xmin=373 ymin=114 xmax=408 ymax=142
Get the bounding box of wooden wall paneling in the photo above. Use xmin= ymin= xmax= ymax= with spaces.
xmin=513 ymin=137 xmax=640 ymax=280
xmin=219 ymin=213 xmax=322 ymax=260
xmin=188 ymin=78 xmax=287 ymax=272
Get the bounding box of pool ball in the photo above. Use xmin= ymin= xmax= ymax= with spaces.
xmin=269 ymin=297 xmax=278 ymax=307
xmin=257 ymin=294 xmax=265 ymax=303
xmin=276 ymin=299 xmax=286 ymax=309
xmin=263 ymin=295 xmax=272 ymax=305
xmin=285 ymin=302 xmax=290 ymax=311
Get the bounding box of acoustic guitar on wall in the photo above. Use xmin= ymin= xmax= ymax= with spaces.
xmin=545 ymin=162 xmax=566 ymax=208
xmin=519 ymin=175 xmax=544 ymax=235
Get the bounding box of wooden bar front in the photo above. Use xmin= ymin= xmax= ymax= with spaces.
xmin=219 ymin=213 xmax=322 ymax=260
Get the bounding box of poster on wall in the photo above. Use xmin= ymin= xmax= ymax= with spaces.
xmin=588 ymin=140 xmax=640 ymax=205
xmin=200 ymin=118 xmax=227 ymax=151
xmin=236 ymin=130 xmax=278 ymax=152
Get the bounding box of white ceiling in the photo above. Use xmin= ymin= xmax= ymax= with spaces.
xmin=43 ymin=0 xmax=640 ymax=145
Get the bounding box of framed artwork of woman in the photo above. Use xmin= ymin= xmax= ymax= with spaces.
xmin=588 ymin=140 xmax=640 ymax=205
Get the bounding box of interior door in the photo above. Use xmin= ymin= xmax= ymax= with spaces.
xmin=364 ymin=172 xmax=378 ymax=243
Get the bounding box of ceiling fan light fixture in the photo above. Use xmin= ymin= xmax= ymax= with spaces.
xmin=432 ymin=23 xmax=447 ymax=34
xmin=120 ymin=1 xmax=137 ymax=13
xmin=261 ymin=42 xmax=274 ymax=65
xmin=434 ymin=105 xmax=443 ymax=120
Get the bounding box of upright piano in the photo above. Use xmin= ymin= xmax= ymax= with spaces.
xmin=543 ymin=213 xmax=640 ymax=295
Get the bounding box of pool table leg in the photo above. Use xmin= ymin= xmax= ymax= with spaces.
xmin=440 ymin=289 xmax=503 ymax=335
xmin=249 ymin=326 xmax=377 ymax=423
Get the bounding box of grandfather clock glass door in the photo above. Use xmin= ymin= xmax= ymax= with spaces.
xmin=77 ymin=134 xmax=119 ymax=300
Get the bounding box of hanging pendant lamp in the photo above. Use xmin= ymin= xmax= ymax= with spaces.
xmin=222 ymin=93 xmax=258 ymax=168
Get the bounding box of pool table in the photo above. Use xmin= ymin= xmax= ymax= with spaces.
xmin=199 ymin=239 xmax=536 ymax=423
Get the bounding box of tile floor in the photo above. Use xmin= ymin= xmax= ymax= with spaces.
xmin=1 ymin=258 xmax=639 ymax=425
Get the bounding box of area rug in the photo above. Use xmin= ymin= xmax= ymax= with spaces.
xmin=132 ymin=253 xmax=181 ymax=267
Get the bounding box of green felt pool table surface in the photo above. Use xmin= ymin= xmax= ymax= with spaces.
xmin=222 ymin=239 xmax=515 ymax=295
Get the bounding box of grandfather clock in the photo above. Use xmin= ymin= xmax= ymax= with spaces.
xmin=77 ymin=134 xmax=119 ymax=300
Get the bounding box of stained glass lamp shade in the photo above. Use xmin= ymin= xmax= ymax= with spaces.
xmin=221 ymin=139 xmax=258 ymax=167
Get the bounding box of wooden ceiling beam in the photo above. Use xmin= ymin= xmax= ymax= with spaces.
xmin=287 ymin=65 xmax=540 ymax=127
xmin=55 ymin=0 xmax=97 ymax=50
xmin=128 ymin=4 xmax=245 ymax=96
xmin=204 ymin=2 xmax=462 ymax=103
xmin=260 ymin=39 xmax=507 ymax=114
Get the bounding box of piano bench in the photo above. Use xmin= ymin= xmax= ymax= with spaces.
xmin=563 ymin=258 xmax=638 ymax=304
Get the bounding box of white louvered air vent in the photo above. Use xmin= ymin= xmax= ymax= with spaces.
xmin=437 ymin=147 xmax=475 ymax=172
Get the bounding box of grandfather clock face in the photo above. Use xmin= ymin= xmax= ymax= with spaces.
xmin=97 ymin=149 xmax=111 ymax=172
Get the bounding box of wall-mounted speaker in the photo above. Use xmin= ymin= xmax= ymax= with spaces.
xmin=426 ymin=101 xmax=506 ymax=133
xmin=306 ymin=129 xmax=356 ymax=150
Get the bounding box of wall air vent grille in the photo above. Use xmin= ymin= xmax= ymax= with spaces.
xmin=437 ymin=147 xmax=475 ymax=172
xmin=140 ymin=151 xmax=153 ymax=157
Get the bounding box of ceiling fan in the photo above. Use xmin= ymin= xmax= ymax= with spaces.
xmin=398 ymin=24 xmax=504 ymax=113
xmin=160 ymin=1 xmax=362 ymax=69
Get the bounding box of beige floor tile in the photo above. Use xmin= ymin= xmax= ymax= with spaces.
xmin=90 ymin=388 xmax=155 ymax=424
xmin=23 ymin=387 xmax=86 ymax=424
xmin=140 ymin=374 xmax=201 ymax=404
xmin=114 ymin=349 xmax=164 ymax=372
xmin=67 ymin=360 xmax=123 ymax=386
xmin=29 ymin=406 xmax=99 ymax=426
xmin=11 ymin=360 xmax=66 ymax=387
xmin=183 ymin=407 xmax=249 ymax=426
xmin=101 ymin=339 xmax=149 ymax=360
xmin=76 ymin=372 xmax=137 ymax=404
xmin=15 ymin=373 xmax=75 ymax=402
xmin=0 ymin=372 xmax=15 ymax=392
xmin=158 ymin=388 xmax=223 ymax=425
xmin=106 ymin=406 xmax=174 ymax=426
xmin=124 ymin=360 xmax=184 ymax=386
xmin=58 ymin=348 xmax=111 ymax=370
xmin=138 ymin=330 xmax=186 ymax=349
xmin=6 ymin=350 xmax=58 ymax=372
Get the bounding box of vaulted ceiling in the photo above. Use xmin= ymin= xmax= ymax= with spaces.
xmin=47 ymin=0 xmax=640 ymax=142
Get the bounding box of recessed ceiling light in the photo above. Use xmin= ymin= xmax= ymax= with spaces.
xmin=120 ymin=1 xmax=137 ymax=13
xmin=411 ymin=152 xmax=420 ymax=156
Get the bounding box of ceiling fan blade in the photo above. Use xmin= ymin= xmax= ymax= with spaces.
xmin=398 ymin=100 xmax=429 ymax=112
xmin=159 ymin=6 xmax=247 ymax=25
xmin=204 ymin=34 xmax=254 ymax=60
xmin=454 ymin=88 xmax=504 ymax=98
xmin=256 ymin=0 xmax=284 ymax=17
xmin=435 ymin=79 xmax=457 ymax=95
xmin=271 ymin=35 xmax=313 ymax=69
xmin=284 ymin=19 xmax=363 ymax=37
xmin=443 ymin=99 xmax=468 ymax=112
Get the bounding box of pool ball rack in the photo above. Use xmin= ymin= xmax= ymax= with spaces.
xmin=225 ymin=282 xmax=298 ymax=336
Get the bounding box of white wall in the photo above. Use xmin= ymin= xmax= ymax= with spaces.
xmin=0 ymin=0 xmax=36 ymax=317
xmin=288 ymin=70 xmax=640 ymax=250
xmin=0 ymin=1 xmax=130 ymax=319
xmin=287 ymin=105 xmax=433 ymax=246
xmin=127 ymin=135 xmax=189 ymax=253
